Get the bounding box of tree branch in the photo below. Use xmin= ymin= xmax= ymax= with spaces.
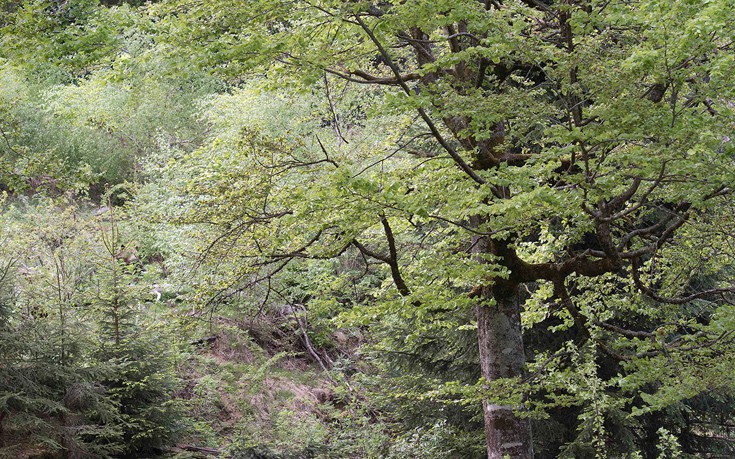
xmin=324 ymin=67 xmax=421 ymax=86
xmin=354 ymin=15 xmax=487 ymax=186
xmin=631 ymin=257 xmax=735 ymax=305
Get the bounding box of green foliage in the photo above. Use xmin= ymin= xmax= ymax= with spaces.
xmin=0 ymin=199 xmax=119 ymax=458
xmin=0 ymin=0 xmax=734 ymax=457
xmin=0 ymin=0 xmax=220 ymax=194
xmin=144 ymin=0 xmax=735 ymax=456
xmin=0 ymin=199 xmax=182 ymax=457
xmin=0 ymin=0 xmax=132 ymax=74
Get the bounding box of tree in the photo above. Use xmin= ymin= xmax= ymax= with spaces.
xmin=82 ymin=203 xmax=184 ymax=458
xmin=0 ymin=199 xmax=125 ymax=458
xmin=0 ymin=193 xmax=183 ymax=457
xmin=149 ymin=0 xmax=735 ymax=456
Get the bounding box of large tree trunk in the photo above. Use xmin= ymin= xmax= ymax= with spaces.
xmin=476 ymin=285 xmax=534 ymax=459
xmin=471 ymin=225 xmax=534 ymax=458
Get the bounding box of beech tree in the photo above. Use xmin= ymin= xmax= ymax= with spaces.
xmin=150 ymin=0 xmax=735 ymax=457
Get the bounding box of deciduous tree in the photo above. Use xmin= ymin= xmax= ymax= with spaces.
xmin=151 ymin=0 xmax=735 ymax=456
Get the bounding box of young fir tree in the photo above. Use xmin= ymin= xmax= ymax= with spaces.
xmin=0 ymin=201 xmax=122 ymax=458
xmin=87 ymin=208 xmax=182 ymax=458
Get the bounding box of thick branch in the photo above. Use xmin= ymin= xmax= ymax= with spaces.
xmin=352 ymin=218 xmax=412 ymax=297
xmin=496 ymin=240 xmax=619 ymax=284
xmin=381 ymin=217 xmax=412 ymax=297
xmin=324 ymin=67 xmax=421 ymax=86
xmin=352 ymin=239 xmax=390 ymax=264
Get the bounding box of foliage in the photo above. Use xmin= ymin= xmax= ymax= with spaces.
xmin=0 ymin=198 xmax=182 ymax=458
xmin=0 ymin=0 xmax=734 ymax=457
xmin=146 ymin=0 xmax=735 ymax=457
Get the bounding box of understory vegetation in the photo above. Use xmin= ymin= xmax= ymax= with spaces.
xmin=1 ymin=0 xmax=734 ymax=458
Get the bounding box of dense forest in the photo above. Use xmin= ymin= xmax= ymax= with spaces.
xmin=1 ymin=0 xmax=734 ymax=458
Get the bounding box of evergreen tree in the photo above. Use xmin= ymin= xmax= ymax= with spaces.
xmin=86 ymin=206 xmax=182 ymax=458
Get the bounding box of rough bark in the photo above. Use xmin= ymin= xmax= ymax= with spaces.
xmin=476 ymin=287 xmax=534 ymax=459
xmin=472 ymin=226 xmax=534 ymax=458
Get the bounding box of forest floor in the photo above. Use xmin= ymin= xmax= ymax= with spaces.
xmin=167 ymin=314 xmax=366 ymax=459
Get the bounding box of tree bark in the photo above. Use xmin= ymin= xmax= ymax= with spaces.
xmin=476 ymin=286 xmax=534 ymax=459
xmin=471 ymin=222 xmax=534 ymax=458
